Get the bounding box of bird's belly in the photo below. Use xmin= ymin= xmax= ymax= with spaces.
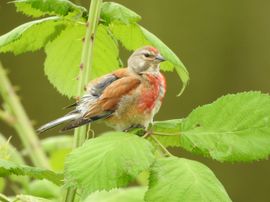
xmin=104 ymin=93 xmax=155 ymax=131
xmin=104 ymin=73 xmax=165 ymax=131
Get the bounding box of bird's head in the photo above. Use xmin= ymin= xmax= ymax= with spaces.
xmin=127 ymin=46 xmax=165 ymax=74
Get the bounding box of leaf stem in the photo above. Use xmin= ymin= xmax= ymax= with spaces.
xmin=63 ymin=0 xmax=103 ymax=201
xmin=150 ymin=135 xmax=173 ymax=157
xmin=0 ymin=62 xmax=49 ymax=168
xmin=153 ymin=132 xmax=181 ymax=136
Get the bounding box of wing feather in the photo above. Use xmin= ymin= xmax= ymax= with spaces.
xmin=84 ymin=72 xmax=141 ymax=118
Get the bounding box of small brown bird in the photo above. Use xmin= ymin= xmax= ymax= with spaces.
xmin=37 ymin=46 xmax=166 ymax=133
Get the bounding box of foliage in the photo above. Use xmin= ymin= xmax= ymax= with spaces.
xmin=64 ymin=132 xmax=155 ymax=195
xmin=0 ymin=159 xmax=63 ymax=186
xmin=0 ymin=17 xmax=65 ymax=55
xmin=151 ymin=119 xmax=182 ymax=147
xmin=180 ymin=92 xmax=270 ymax=162
xmin=12 ymin=0 xmax=87 ymax=18
xmin=0 ymin=0 xmax=269 ymax=201
xmin=0 ymin=1 xmax=188 ymax=97
xmin=27 ymin=180 xmax=61 ymax=199
xmin=41 ymin=136 xmax=73 ymax=172
xmin=0 ymin=135 xmax=25 ymax=164
xmin=145 ymin=157 xmax=231 ymax=202
xmin=101 ymin=2 xmax=141 ymax=24
xmin=44 ymin=23 xmax=119 ymax=97
xmin=84 ymin=187 xmax=146 ymax=202
xmin=151 ymin=92 xmax=270 ymax=162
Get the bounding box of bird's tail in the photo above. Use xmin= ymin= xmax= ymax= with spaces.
xmin=37 ymin=113 xmax=80 ymax=134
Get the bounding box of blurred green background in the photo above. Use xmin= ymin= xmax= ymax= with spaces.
xmin=0 ymin=0 xmax=270 ymax=201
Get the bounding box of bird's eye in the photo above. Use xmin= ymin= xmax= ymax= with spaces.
xmin=144 ymin=53 xmax=151 ymax=57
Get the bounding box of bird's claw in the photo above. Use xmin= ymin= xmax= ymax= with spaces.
xmin=123 ymin=124 xmax=146 ymax=136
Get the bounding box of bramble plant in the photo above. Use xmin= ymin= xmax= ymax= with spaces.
xmin=0 ymin=0 xmax=269 ymax=202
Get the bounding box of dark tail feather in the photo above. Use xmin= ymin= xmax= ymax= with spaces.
xmin=63 ymin=102 xmax=77 ymax=109
xmin=60 ymin=111 xmax=113 ymax=132
xmin=37 ymin=113 xmax=80 ymax=134
xmin=60 ymin=118 xmax=92 ymax=132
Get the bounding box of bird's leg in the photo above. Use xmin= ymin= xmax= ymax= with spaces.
xmin=87 ymin=127 xmax=95 ymax=139
xmin=123 ymin=124 xmax=146 ymax=136
xmin=123 ymin=124 xmax=145 ymax=132
xmin=75 ymin=96 xmax=80 ymax=102
xmin=142 ymin=129 xmax=153 ymax=138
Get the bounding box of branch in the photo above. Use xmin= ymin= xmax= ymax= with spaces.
xmin=64 ymin=0 xmax=103 ymax=201
xmin=74 ymin=0 xmax=103 ymax=147
xmin=0 ymin=62 xmax=49 ymax=168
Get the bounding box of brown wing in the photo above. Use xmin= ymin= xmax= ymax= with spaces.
xmin=84 ymin=75 xmax=141 ymax=118
xmin=61 ymin=68 xmax=140 ymax=131
xmin=64 ymin=68 xmax=130 ymax=109
xmin=86 ymin=68 xmax=130 ymax=91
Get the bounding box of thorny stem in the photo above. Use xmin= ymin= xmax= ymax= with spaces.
xmin=63 ymin=0 xmax=103 ymax=201
xmin=0 ymin=109 xmax=15 ymax=126
xmin=0 ymin=62 xmax=50 ymax=168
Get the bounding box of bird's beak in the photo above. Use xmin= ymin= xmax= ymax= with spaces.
xmin=155 ymin=54 xmax=166 ymax=62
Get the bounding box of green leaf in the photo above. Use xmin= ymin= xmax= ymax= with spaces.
xmin=109 ymin=22 xmax=148 ymax=50
xmin=41 ymin=136 xmax=72 ymax=172
xmin=141 ymin=27 xmax=189 ymax=96
xmin=50 ymin=149 xmax=71 ymax=172
xmin=0 ymin=17 xmax=65 ymax=55
xmin=84 ymin=187 xmax=146 ymax=202
xmin=45 ymin=23 xmax=119 ymax=97
xmin=101 ymin=2 xmax=141 ymax=24
xmin=0 ymin=135 xmax=25 ymax=164
xmin=180 ymin=91 xmax=270 ymax=162
xmin=0 ymin=159 xmax=63 ymax=186
xmin=41 ymin=135 xmax=73 ymax=153
xmin=11 ymin=0 xmax=87 ymax=19
xmin=0 ymin=135 xmax=29 ymax=188
xmin=27 ymin=180 xmax=60 ymax=200
xmin=145 ymin=157 xmax=231 ymax=202
xmin=110 ymin=22 xmax=189 ymax=95
xmin=151 ymin=119 xmax=182 ymax=147
xmin=64 ymin=132 xmax=155 ymax=195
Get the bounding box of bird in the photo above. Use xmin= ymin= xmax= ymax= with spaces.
xmin=37 ymin=46 xmax=166 ymax=133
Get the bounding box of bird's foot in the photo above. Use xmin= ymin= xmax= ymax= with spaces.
xmin=123 ymin=124 xmax=146 ymax=136
xmin=142 ymin=129 xmax=153 ymax=138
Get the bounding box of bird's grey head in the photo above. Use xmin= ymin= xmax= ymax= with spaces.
xmin=127 ymin=46 xmax=165 ymax=74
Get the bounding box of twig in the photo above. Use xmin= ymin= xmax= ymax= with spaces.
xmin=63 ymin=0 xmax=103 ymax=201
xmin=0 ymin=62 xmax=49 ymax=168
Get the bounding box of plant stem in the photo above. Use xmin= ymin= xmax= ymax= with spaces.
xmin=63 ymin=0 xmax=103 ymax=201
xmin=150 ymin=135 xmax=173 ymax=157
xmin=0 ymin=109 xmax=15 ymax=126
xmin=0 ymin=62 xmax=50 ymax=168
